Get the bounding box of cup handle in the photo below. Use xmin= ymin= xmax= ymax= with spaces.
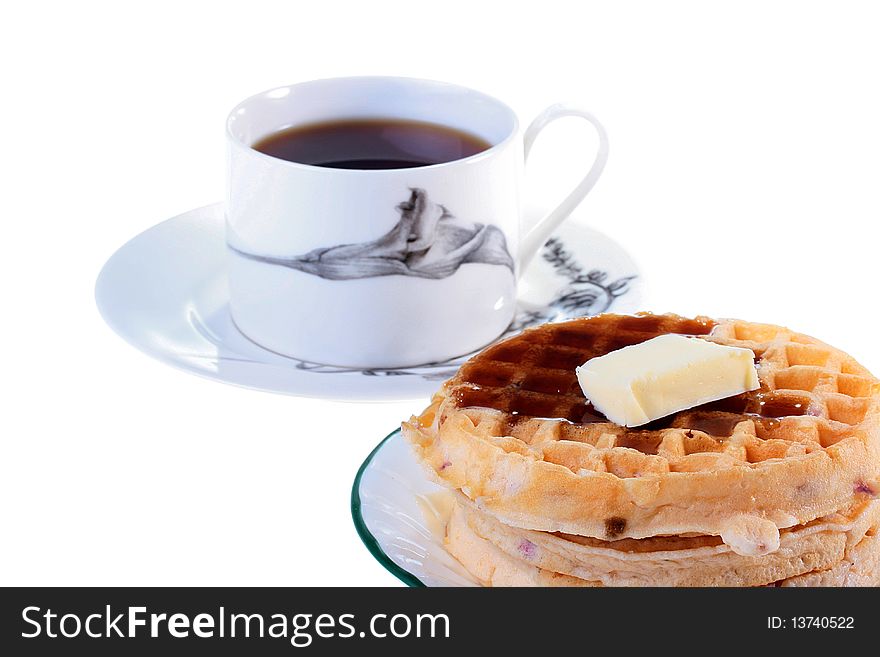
xmin=518 ymin=104 xmax=610 ymax=271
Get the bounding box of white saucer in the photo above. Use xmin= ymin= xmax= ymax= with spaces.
xmin=96 ymin=203 xmax=644 ymax=401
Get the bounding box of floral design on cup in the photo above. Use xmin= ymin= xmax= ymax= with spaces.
xmin=229 ymin=188 xmax=514 ymax=280
xmin=290 ymin=236 xmax=635 ymax=378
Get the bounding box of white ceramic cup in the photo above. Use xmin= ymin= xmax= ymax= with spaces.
xmin=226 ymin=77 xmax=608 ymax=368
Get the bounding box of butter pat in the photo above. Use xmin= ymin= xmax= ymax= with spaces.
xmin=576 ymin=334 xmax=759 ymax=427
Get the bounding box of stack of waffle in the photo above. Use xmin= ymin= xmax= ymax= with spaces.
xmin=402 ymin=314 xmax=880 ymax=586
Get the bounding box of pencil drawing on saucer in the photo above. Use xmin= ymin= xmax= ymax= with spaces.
xmin=229 ymin=188 xmax=514 ymax=280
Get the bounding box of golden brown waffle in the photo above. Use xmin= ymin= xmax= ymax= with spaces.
xmin=446 ymin=500 xmax=880 ymax=587
xmin=777 ymin=523 xmax=880 ymax=586
xmin=455 ymin=494 xmax=880 ymax=586
xmin=404 ymin=313 xmax=880 ymax=553
xmin=445 ymin=502 xmax=596 ymax=587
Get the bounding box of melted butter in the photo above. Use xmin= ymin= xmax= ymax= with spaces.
xmin=415 ymin=490 xmax=456 ymax=541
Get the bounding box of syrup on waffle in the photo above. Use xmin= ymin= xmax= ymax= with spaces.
xmin=453 ymin=314 xmax=842 ymax=438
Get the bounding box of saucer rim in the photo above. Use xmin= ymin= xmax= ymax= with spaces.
xmin=350 ymin=428 xmax=425 ymax=588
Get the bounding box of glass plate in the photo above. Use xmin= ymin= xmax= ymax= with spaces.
xmin=351 ymin=429 xmax=478 ymax=587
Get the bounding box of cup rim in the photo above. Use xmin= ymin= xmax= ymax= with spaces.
xmin=225 ymin=75 xmax=520 ymax=174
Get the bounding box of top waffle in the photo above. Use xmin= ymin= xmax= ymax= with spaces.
xmin=403 ymin=313 xmax=880 ymax=555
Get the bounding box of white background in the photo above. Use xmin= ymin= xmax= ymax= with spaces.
xmin=2 ymin=1 xmax=878 ymax=586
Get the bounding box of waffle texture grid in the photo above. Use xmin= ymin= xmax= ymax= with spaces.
xmin=402 ymin=314 xmax=880 ymax=585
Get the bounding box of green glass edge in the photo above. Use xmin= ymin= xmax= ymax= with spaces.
xmin=351 ymin=428 xmax=426 ymax=588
